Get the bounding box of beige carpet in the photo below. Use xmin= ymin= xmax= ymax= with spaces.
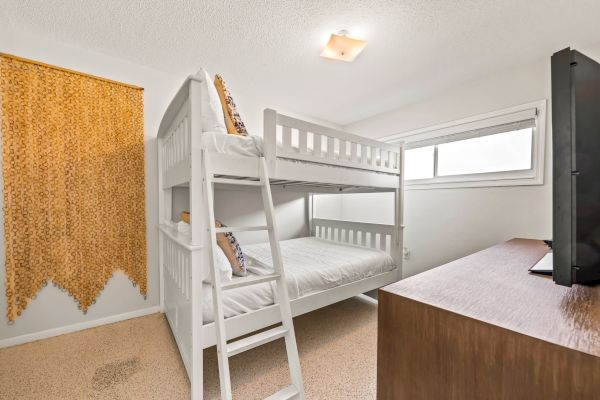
xmin=0 ymin=297 xmax=377 ymax=399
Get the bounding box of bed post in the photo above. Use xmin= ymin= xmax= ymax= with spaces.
xmin=157 ymin=136 xmax=171 ymax=312
xmin=307 ymin=193 xmax=314 ymax=236
xmin=158 ymin=136 xmax=163 ymax=312
xmin=394 ymin=143 xmax=405 ymax=281
xmin=189 ymin=77 xmax=205 ymax=400
xmin=264 ymin=109 xmax=277 ymax=174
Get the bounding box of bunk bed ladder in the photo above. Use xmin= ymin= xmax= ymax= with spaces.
xmin=203 ymin=154 xmax=305 ymax=400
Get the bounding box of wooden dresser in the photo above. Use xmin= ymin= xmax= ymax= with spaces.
xmin=377 ymin=239 xmax=600 ymax=400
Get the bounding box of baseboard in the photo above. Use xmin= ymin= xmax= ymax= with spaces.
xmin=0 ymin=306 xmax=161 ymax=349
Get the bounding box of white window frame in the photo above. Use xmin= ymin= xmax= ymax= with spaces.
xmin=381 ymin=100 xmax=547 ymax=190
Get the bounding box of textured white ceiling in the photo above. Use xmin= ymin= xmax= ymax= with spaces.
xmin=2 ymin=0 xmax=600 ymax=126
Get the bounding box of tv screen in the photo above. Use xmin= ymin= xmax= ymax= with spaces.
xmin=552 ymin=48 xmax=600 ymax=286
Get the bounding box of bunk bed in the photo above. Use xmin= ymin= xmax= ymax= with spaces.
xmin=157 ymin=73 xmax=405 ymax=399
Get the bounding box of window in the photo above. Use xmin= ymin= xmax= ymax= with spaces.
xmin=386 ymin=101 xmax=546 ymax=189
xmin=437 ymin=128 xmax=532 ymax=176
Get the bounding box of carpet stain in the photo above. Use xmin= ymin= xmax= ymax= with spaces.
xmin=91 ymin=357 xmax=141 ymax=391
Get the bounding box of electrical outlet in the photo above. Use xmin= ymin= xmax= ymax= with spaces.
xmin=403 ymin=247 xmax=410 ymax=260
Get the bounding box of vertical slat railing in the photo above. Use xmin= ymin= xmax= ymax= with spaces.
xmin=312 ymin=218 xmax=396 ymax=256
xmin=163 ymin=237 xmax=191 ymax=299
xmin=161 ymin=107 xmax=192 ymax=187
xmin=265 ymin=110 xmax=404 ymax=179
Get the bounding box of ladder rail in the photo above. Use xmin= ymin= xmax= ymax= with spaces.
xmin=202 ymin=151 xmax=233 ymax=400
xmin=206 ymin=155 xmax=305 ymax=400
xmin=259 ymin=158 xmax=305 ymax=398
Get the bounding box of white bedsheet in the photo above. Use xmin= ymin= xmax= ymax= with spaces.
xmin=202 ymin=237 xmax=395 ymax=323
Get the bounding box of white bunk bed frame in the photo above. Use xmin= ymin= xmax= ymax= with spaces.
xmin=157 ymin=74 xmax=405 ymax=399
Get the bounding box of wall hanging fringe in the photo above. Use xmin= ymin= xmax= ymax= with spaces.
xmin=0 ymin=54 xmax=147 ymax=322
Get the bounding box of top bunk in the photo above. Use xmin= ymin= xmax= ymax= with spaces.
xmin=157 ymin=74 xmax=404 ymax=193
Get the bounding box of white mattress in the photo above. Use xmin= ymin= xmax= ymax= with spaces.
xmin=202 ymin=236 xmax=395 ymax=323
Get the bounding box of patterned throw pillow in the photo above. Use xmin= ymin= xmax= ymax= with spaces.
xmin=214 ymin=74 xmax=248 ymax=136
xmin=215 ymin=220 xmax=247 ymax=277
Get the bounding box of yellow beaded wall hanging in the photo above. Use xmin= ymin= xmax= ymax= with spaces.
xmin=0 ymin=54 xmax=147 ymax=322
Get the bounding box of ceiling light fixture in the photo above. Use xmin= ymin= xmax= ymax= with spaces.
xmin=320 ymin=30 xmax=367 ymax=62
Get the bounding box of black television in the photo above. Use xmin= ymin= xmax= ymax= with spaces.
xmin=551 ymin=48 xmax=600 ymax=286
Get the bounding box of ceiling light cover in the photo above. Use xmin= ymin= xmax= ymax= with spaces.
xmin=320 ymin=32 xmax=367 ymax=62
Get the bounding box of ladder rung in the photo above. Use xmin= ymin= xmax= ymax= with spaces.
xmin=213 ymin=177 xmax=262 ymax=186
xmin=227 ymin=326 xmax=288 ymax=357
xmin=221 ymin=273 xmax=280 ymax=290
xmin=265 ymin=385 xmax=300 ymax=400
xmin=215 ymin=225 xmax=270 ymax=233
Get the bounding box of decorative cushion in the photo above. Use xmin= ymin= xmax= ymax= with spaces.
xmin=214 ymin=74 xmax=248 ymax=136
xmin=215 ymin=220 xmax=247 ymax=276
xmin=180 ymin=211 xmax=190 ymax=223
xmin=196 ymin=68 xmax=227 ymax=134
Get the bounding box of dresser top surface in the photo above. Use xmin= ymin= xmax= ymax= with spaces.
xmin=382 ymin=238 xmax=600 ymax=357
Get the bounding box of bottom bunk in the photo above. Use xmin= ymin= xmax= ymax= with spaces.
xmin=202 ymin=236 xmax=396 ymax=323
xmin=160 ymin=219 xmax=402 ymax=381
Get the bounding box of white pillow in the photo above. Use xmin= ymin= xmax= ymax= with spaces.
xmin=195 ymin=68 xmax=227 ymax=134
xmin=175 ymin=220 xmax=232 ymax=283
xmin=204 ymin=246 xmax=233 ymax=284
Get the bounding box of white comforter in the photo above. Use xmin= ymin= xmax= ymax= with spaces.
xmin=202 ymin=237 xmax=395 ymax=323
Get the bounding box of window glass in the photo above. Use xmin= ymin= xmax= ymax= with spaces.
xmin=436 ymin=128 xmax=533 ymax=176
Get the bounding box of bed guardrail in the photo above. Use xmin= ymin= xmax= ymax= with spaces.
xmin=312 ymin=218 xmax=397 ymax=255
xmin=160 ymin=229 xmax=197 ymax=376
xmin=160 ymin=99 xmax=192 ymax=188
xmin=160 ymin=104 xmax=402 ymax=189
xmin=163 ymin=233 xmax=192 ymax=302
xmin=158 ymin=76 xmax=402 ymax=190
xmin=265 ymin=109 xmax=401 ymax=175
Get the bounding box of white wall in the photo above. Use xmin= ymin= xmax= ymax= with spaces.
xmin=313 ymin=192 xmax=394 ymax=224
xmin=0 ymin=24 xmax=182 ymax=343
xmin=341 ymin=193 xmax=395 ymax=226
xmin=312 ymin=194 xmax=344 ymax=221
xmin=343 ymin=43 xmax=600 ymax=278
